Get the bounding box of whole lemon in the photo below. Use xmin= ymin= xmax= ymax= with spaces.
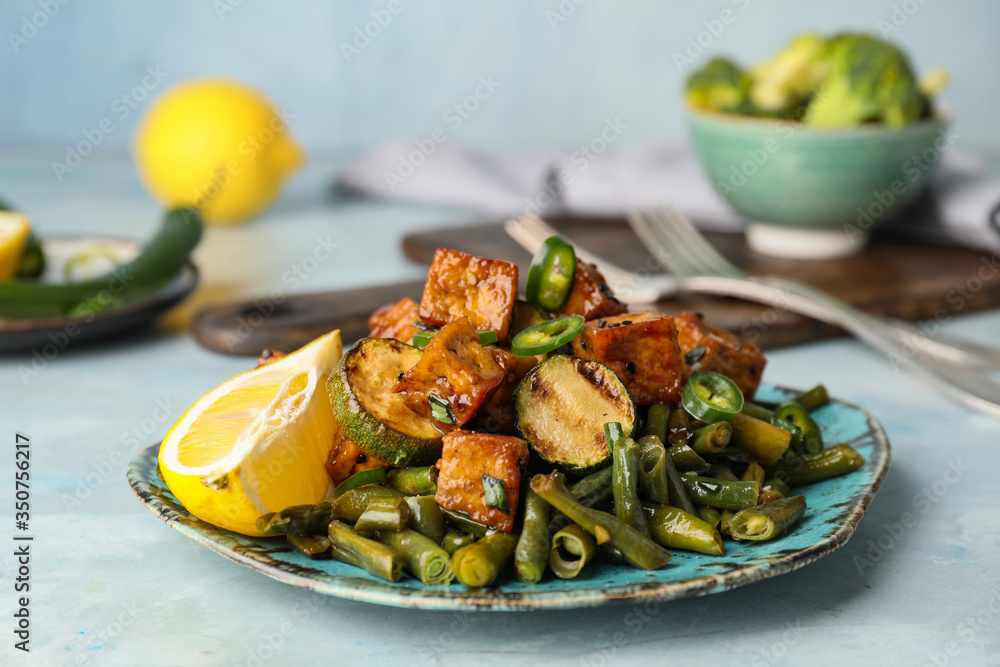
xmin=133 ymin=78 xmax=305 ymax=225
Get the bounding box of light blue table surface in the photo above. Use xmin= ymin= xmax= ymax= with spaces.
xmin=2 ymin=149 xmax=999 ymax=666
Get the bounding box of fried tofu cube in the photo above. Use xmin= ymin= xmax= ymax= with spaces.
xmin=325 ymin=425 xmax=390 ymax=484
xmin=557 ymin=261 xmax=628 ymax=321
xmin=673 ymin=311 xmax=766 ymax=399
xmin=393 ymin=318 xmax=512 ymax=429
xmin=468 ymin=353 xmax=539 ymax=434
xmin=419 ymin=249 xmax=518 ymax=339
xmin=571 ymin=311 xmax=684 ymax=405
xmin=368 ymin=296 xmax=421 ymax=345
xmin=435 ymin=430 xmax=529 ymax=533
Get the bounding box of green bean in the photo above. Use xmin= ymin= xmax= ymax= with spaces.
xmin=708 ymin=464 xmax=739 ymax=482
xmin=530 ymin=472 xmax=672 ymax=571
xmin=795 ymin=384 xmax=829 ymax=411
xmin=762 ymin=477 xmax=791 ymax=501
xmin=256 ymin=501 xmax=334 ymax=536
xmin=375 ymin=529 xmax=454 ymax=585
xmin=452 ymin=531 xmax=518 ymax=588
xmin=440 ymin=508 xmax=491 ymax=538
xmin=642 ymin=503 xmax=725 ymax=556
xmin=741 ymin=402 xmax=775 ymax=421
xmin=331 ymin=467 xmax=388 ymax=499
xmin=643 ymin=403 xmax=671 ymax=443
xmin=549 ymin=468 xmax=615 ymax=534
xmin=386 ymin=466 xmax=438 ymax=495
xmin=405 ymin=496 xmax=446 ymax=544
xmin=663 ymin=448 xmax=698 ymax=516
xmin=774 ymin=402 xmax=823 ymax=455
xmin=287 ymin=534 xmax=331 ymax=559
xmin=331 ymin=486 xmax=403 ymax=523
xmin=549 ymin=524 xmax=597 ymax=578
xmin=730 ymin=496 xmax=807 ymax=541
xmin=767 ymin=444 xmax=865 ymax=486
xmin=441 ymin=530 xmax=475 ymax=555
xmin=667 ymin=404 xmax=694 ymax=446
xmin=515 ymin=489 xmax=551 ymax=584
xmin=355 ymin=496 xmax=411 ymax=532
xmin=612 ymin=437 xmax=651 ymax=538
xmin=327 ymin=521 xmax=403 ymax=582
xmin=742 ymin=462 xmax=765 ymax=490
xmin=697 ymin=506 xmax=722 ymax=530
xmin=636 ymin=435 xmax=670 ymax=504
xmin=666 ymin=443 xmax=708 ymax=471
xmin=731 ymin=413 xmax=791 ymax=465
xmin=720 ymin=510 xmax=734 ymax=536
xmin=691 ymin=422 xmax=732 ymax=455
xmin=681 ymin=475 xmax=759 ymax=511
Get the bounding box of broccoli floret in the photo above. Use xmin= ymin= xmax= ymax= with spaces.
xmin=685 ymin=57 xmax=753 ymax=114
xmin=804 ymin=33 xmax=933 ymax=127
xmin=749 ymin=33 xmax=829 ymax=117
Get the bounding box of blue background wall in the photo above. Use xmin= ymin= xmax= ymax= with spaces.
xmin=2 ymin=1 xmax=996 ymax=156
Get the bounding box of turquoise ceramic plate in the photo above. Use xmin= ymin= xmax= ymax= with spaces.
xmin=127 ymin=385 xmax=890 ymax=611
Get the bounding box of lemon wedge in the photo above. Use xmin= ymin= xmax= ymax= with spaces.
xmin=0 ymin=211 xmax=32 ymax=280
xmin=159 ymin=330 xmax=341 ymax=536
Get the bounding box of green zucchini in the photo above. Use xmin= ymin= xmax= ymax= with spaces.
xmin=327 ymin=338 xmax=444 ymax=467
xmin=513 ymin=355 xmax=636 ymax=474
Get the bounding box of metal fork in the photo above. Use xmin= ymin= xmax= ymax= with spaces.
xmin=505 ymin=211 xmax=1000 ymax=416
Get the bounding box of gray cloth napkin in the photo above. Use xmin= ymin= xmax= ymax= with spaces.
xmin=336 ymin=140 xmax=1000 ymax=250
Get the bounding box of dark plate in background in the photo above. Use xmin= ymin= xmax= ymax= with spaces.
xmin=0 ymin=237 xmax=198 ymax=354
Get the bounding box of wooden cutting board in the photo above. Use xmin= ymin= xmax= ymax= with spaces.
xmin=194 ymin=216 xmax=1000 ymax=355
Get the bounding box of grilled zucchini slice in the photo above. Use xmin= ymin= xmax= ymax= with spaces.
xmin=513 ymin=355 xmax=635 ymax=474
xmin=327 ymin=338 xmax=443 ymax=467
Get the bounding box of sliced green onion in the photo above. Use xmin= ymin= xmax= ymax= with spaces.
xmin=481 ymin=475 xmax=510 ymax=514
xmin=684 ymin=345 xmax=706 ymax=365
xmin=428 ymin=393 xmax=456 ymax=425
xmin=510 ymin=315 xmax=585 ymax=356
xmin=681 ymin=371 xmax=744 ymax=423
xmin=412 ymin=329 xmax=499 ymax=349
xmin=330 ymin=467 xmax=387 ymax=499
xmin=525 ymin=235 xmax=577 ymax=312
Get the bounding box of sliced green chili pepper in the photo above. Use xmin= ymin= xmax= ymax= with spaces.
xmin=525 ymin=235 xmax=577 ymax=312
xmin=682 ymin=371 xmax=744 ymax=423
xmin=412 ymin=329 xmax=499 ymax=349
xmin=510 ymin=315 xmax=585 ymax=356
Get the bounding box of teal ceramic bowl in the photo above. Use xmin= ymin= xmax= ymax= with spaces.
xmin=687 ymin=108 xmax=950 ymax=258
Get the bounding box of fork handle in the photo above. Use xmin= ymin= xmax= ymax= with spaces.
xmin=684 ymin=275 xmax=1000 ymax=416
